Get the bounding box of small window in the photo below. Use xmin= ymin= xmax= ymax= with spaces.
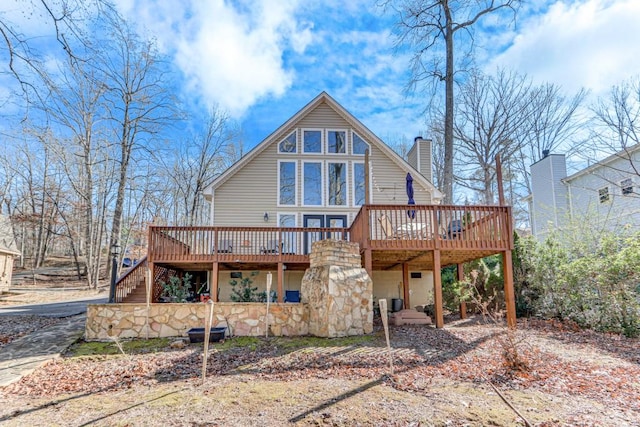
xmin=352 ymin=132 xmax=369 ymax=155
xmin=598 ymin=187 xmax=610 ymax=203
xmin=279 ymin=132 xmax=297 ymax=153
xmin=621 ymin=178 xmax=633 ymax=196
xmin=327 ymin=130 xmax=346 ymax=154
xmin=303 ymin=130 xmax=322 ymax=153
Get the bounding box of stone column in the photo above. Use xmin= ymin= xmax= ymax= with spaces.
xmin=301 ymin=239 xmax=373 ymax=337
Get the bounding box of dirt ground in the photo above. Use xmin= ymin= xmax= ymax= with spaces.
xmin=1 ymin=278 xmax=639 ymax=426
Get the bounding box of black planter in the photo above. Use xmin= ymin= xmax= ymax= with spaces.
xmin=187 ymin=327 xmax=227 ymax=343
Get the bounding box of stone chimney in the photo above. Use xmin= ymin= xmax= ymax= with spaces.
xmin=301 ymin=240 xmax=373 ymax=337
xmin=407 ymin=136 xmax=433 ymax=182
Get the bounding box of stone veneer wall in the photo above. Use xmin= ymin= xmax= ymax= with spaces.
xmin=85 ymin=302 xmax=308 ymax=341
xmin=301 ymin=239 xmax=373 ymax=337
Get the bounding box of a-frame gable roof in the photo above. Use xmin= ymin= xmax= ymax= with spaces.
xmin=206 ymin=91 xmax=442 ymax=201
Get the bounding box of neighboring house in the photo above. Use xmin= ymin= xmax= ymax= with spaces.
xmin=204 ymin=92 xmax=443 ymax=306
xmin=0 ymin=215 xmax=20 ymax=294
xmin=527 ymin=145 xmax=640 ymax=240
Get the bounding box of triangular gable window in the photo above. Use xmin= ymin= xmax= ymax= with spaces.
xmin=279 ymin=132 xmax=297 ymax=153
xmin=352 ymin=132 xmax=370 ymax=155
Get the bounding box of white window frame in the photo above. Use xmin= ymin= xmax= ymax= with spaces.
xmin=326 ymin=161 xmax=349 ymax=207
xmin=621 ymin=178 xmax=633 ymax=196
xmin=598 ymin=186 xmax=610 ymax=204
xmin=302 ymin=160 xmax=324 ymax=207
xmin=302 ymin=128 xmax=323 ymax=154
xmin=326 ymin=129 xmax=348 ymax=155
xmin=277 ymin=160 xmax=298 ymax=207
xmin=351 ymin=131 xmax=370 ymax=155
xmin=278 ymin=131 xmax=297 ymax=154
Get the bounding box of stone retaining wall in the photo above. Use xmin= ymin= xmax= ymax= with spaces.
xmin=85 ymin=302 xmax=308 ymax=341
xmin=87 ymin=239 xmax=373 ymax=341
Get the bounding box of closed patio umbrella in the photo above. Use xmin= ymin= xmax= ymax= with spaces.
xmin=406 ymin=172 xmax=415 ymax=219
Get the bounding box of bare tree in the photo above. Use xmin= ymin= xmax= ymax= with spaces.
xmin=97 ymin=10 xmax=177 ymax=272
xmin=453 ymin=69 xmax=530 ymax=204
xmin=387 ymin=0 xmax=520 ymax=203
xmin=514 ymin=83 xmax=588 ymax=193
xmin=39 ymin=53 xmax=110 ymax=288
xmin=166 ymin=108 xmax=240 ymax=226
xmin=0 ymin=0 xmax=111 ymax=102
xmin=591 ymin=77 xmax=640 ymax=166
xmin=588 ymin=77 xmax=640 ymax=194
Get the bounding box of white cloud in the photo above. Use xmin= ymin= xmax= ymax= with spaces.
xmin=114 ymin=0 xmax=312 ymax=117
xmin=489 ymin=0 xmax=640 ymax=95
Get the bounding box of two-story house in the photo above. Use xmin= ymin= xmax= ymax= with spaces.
xmin=117 ymin=92 xmax=516 ymax=330
xmin=202 ymin=92 xmax=443 ymax=307
xmin=527 ymin=145 xmax=640 ymax=240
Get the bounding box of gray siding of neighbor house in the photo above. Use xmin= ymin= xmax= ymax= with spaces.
xmin=530 ymin=154 xmax=568 ymax=239
xmin=212 ymin=101 xmax=433 ymax=227
xmin=565 ymin=152 xmax=640 ymax=232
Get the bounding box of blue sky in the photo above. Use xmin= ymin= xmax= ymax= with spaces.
xmin=4 ymin=0 xmax=640 ymax=151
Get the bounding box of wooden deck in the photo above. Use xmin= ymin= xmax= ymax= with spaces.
xmin=146 ymin=204 xmax=513 ymax=271
xmin=117 ymin=204 xmax=516 ymax=328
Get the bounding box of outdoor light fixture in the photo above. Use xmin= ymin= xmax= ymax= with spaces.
xmin=110 ymin=243 xmax=122 ymax=257
xmin=108 ymin=243 xmax=121 ymax=303
xmin=263 ymin=212 xmax=269 ymax=222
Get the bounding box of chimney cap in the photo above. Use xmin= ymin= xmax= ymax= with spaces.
xmin=414 ymin=136 xmax=424 ymax=142
xmin=542 ymin=149 xmax=550 ymax=158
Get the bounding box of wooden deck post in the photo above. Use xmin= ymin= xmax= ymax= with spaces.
xmin=277 ymin=263 xmax=284 ymax=303
xmin=457 ymin=263 xmax=467 ymax=319
xmin=364 ymin=249 xmax=372 ymax=278
xmin=402 ymin=262 xmax=410 ymax=309
xmin=147 ymin=261 xmax=154 ymax=304
xmin=211 ymin=262 xmax=219 ymax=302
xmin=432 ymin=250 xmax=444 ymax=328
xmin=502 ymin=250 xmax=517 ymax=328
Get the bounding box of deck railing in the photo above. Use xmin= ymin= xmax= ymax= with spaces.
xmin=351 ymin=204 xmax=513 ymax=251
xmin=148 ymin=225 xmax=349 ymax=263
xmin=147 ymin=204 xmax=512 ymax=264
xmin=114 ymin=256 xmax=147 ymax=302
